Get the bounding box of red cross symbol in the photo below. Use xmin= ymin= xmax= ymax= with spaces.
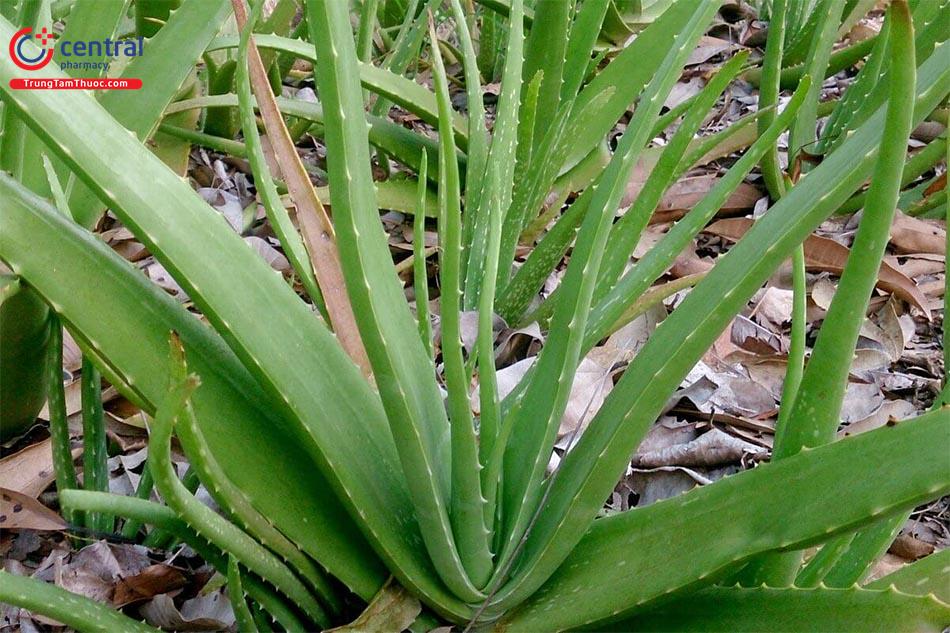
xmin=36 ymin=27 xmax=54 ymax=48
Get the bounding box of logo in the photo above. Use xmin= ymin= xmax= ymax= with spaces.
xmin=9 ymin=27 xmax=55 ymax=71
xmin=6 ymin=26 xmax=144 ymax=90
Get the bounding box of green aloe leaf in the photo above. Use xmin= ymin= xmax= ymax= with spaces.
xmin=413 ymin=151 xmax=433 ymax=355
xmin=821 ymin=513 xmax=906 ymax=587
xmin=593 ymin=50 xmax=750 ymax=308
xmin=370 ymin=0 xmax=439 ymax=121
xmin=0 ymin=174 xmax=386 ymax=600
xmin=489 ymin=0 xmax=722 ymax=600
xmin=584 ymin=77 xmax=808 ymax=349
xmin=0 ymin=276 xmax=50 ymax=439
xmin=306 ymin=0 xmax=482 ymax=608
xmin=1 ymin=14 xmax=477 ymax=610
xmin=14 ymin=0 xmax=126 ymax=198
xmin=867 ymin=549 xmax=950 ymax=602
xmin=0 ymin=571 xmax=158 ymax=633
xmin=558 ymin=0 xmax=721 ymax=171
xmin=819 ymin=0 xmax=948 ymax=155
xmin=463 ymin=0 xmax=524 ymax=308
xmin=492 ymin=87 xmax=613 ymax=316
xmin=607 ymin=585 xmax=950 ymax=633
xmin=446 ymin=0 xmax=489 ymax=246
xmin=501 ymin=408 xmax=950 ymax=630
xmin=558 ymin=0 xmax=609 ymax=105
xmin=81 ymin=357 xmax=110 ymax=533
xmin=233 ymin=2 xmax=325 ymax=310
xmin=787 ymin=0 xmax=846 ymax=164
xmin=59 ymin=490 xmax=311 ymax=631
xmin=493 ymin=38 xmax=950 ymax=617
xmin=227 ymin=555 xmax=259 ymax=633
xmin=146 ymin=361 xmax=329 ymax=627
xmin=521 ymin=0 xmax=572 ymax=148
xmin=45 ymin=313 xmax=78 ymax=524
xmin=428 ymin=13 xmax=493 ymax=589
xmin=778 ymin=0 xmax=917 ymax=460
xmin=175 ymin=386 xmax=340 ymax=611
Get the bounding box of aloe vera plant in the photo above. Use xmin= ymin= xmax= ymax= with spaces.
xmin=1 ymin=0 xmax=948 ymax=630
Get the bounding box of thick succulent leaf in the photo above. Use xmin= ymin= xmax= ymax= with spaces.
xmin=867 ymin=549 xmax=950 ymax=602
xmin=175 ymin=394 xmax=340 ymax=611
xmin=491 ymin=0 xmax=723 ymax=597
xmin=428 ymin=15 xmax=493 ymax=589
xmin=16 ymin=0 xmax=126 ymax=196
xmin=606 ymin=585 xmax=950 ymax=633
xmin=786 ymin=0 xmax=846 ymax=163
xmin=822 ymin=513 xmax=906 ymax=587
xmin=819 ymin=0 xmax=948 ymax=154
xmin=59 ymin=490 xmax=309 ymax=630
xmin=490 ymin=39 xmax=950 ymax=617
xmin=81 ymin=357 xmax=110 ymax=533
xmin=593 ymin=50 xmax=750 ymax=308
xmin=0 ymin=36 xmax=471 ymax=615
xmin=585 ymin=77 xmax=809 ymax=348
xmin=500 ymin=408 xmax=950 ymax=630
xmin=521 ymin=0 xmax=572 ymax=147
xmin=227 ymin=556 xmax=258 ymax=633
xmin=305 ymin=0 xmax=481 ymax=608
xmin=757 ymin=0 xmax=789 ymax=198
xmin=559 ymin=0 xmax=609 ymax=104
xmin=463 ymin=0 xmax=525 ymax=308
xmin=0 ymin=175 xmax=386 ymax=599
xmin=370 ymin=0 xmax=439 ymax=121
xmin=147 ymin=367 xmax=328 ymax=627
xmin=2 ymin=0 xmax=50 ymax=195
xmin=0 ymin=571 xmax=158 ymax=633
xmin=779 ymin=0 xmax=917 ymax=457
xmin=356 ymin=0 xmax=380 ymax=65
xmin=51 ymin=0 xmax=126 ymax=79
xmin=233 ymin=6 xmax=325 ymax=310
xmin=493 ymin=87 xmax=613 ymax=316
xmin=414 ymin=152 xmax=433 ymax=354
xmin=446 ymin=0 xmax=489 ymax=232
xmin=0 ymin=277 xmax=50 ymax=439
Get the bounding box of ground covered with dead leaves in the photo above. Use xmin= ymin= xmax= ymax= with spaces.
xmin=2 ymin=3 xmax=947 ymax=631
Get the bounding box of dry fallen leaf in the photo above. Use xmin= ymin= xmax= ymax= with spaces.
xmin=889 ymin=212 xmax=945 ymax=255
xmin=633 ymin=428 xmax=766 ymax=468
xmin=731 ymin=315 xmax=785 ymax=355
xmin=243 ymin=236 xmax=290 ymax=273
xmin=637 ymin=176 xmax=762 ymax=223
xmin=664 ymin=76 xmax=706 ymax=110
xmin=39 ymin=381 xmax=118 ymax=420
xmin=752 ymin=287 xmax=794 ymax=326
xmin=889 ymin=534 xmax=935 ymax=560
xmin=670 ymin=242 xmax=714 ymax=278
xmin=706 ymin=218 xmax=931 ymax=317
xmin=839 ymin=382 xmax=885 ymax=424
xmin=0 ymin=488 xmax=66 ymax=531
xmin=55 ymin=541 xmax=151 ymax=604
xmin=840 ymin=399 xmax=916 ymax=438
xmin=140 ymin=591 xmax=234 ymax=632
xmin=0 ymin=439 xmax=80 ymax=499
xmin=328 ymin=579 xmax=421 ymax=633
xmin=113 ymin=565 xmax=188 ymax=608
xmin=686 ymin=35 xmax=740 ymax=65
